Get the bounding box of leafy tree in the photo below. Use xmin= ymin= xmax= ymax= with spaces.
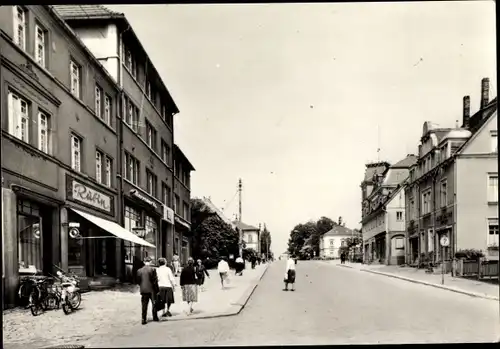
xmin=287 ymin=222 xmax=317 ymax=259
xmin=260 ymin=224 xmax=272 ymax=257
xmin=190 ymin=198 xmax=239 ymax=262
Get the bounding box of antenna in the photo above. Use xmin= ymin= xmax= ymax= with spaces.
xmin=377 ymin=125 xmax=381 ymax=161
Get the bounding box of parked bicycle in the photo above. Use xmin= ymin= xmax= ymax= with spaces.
xmin=28 ymin=277 xmax=59 ymax=316
xmin=55 ymin=270 xmax=82 ymax=315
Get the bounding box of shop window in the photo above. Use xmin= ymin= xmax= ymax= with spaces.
xmin=124 ymin=206 xmax=142 ymax=265
xmin=395 ymin=237 xmax=404 ymax=250
xmin=144 ymin=216 xmax=158 ymax=261
xmin=17 ymin=199 xmax=42 ymax=272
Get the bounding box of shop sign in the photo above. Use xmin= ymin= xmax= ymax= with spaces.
xmin=130 ymin=190 xmax=158 ymax=209
xmin=163 ymin=205 xmax=174 ymax=224
xmin=68 ymin=177 xmax=112 ymax=213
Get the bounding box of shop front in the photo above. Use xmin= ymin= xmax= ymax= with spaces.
xmin=162 ymin=205 xmax=175 ymax=262
xmin=123 ymin=188 xmax=163 ymax=282
xmin=64 ymin=175 xmax=154 ymax=284
xmin=174 ymin=215 xmax=192 ymax=266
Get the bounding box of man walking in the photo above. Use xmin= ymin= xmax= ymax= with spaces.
xmin=137 ymin=256 xmax=160 ymax=325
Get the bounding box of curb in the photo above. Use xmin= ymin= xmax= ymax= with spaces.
xmin=167 ymin=263 xmax=271 ymax=321
xmin=336 ymin=264 xmax=353 ymax=269
xmin=360 ymin=269 xmax=499 ymax=301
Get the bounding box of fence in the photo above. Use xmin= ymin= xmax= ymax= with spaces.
xmin=454 ymin=258 xmax=499 ymax=279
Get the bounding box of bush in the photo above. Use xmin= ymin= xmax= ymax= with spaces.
xmin=455 ymin=249 xmax=485 ymax=260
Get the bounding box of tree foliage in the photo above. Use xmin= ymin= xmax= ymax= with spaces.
xmin=287 ymin=216 xmax=339 ymax=259
xmin=260 ymin=225 xmax=272 ymax=257
xmin=191 ymin=198 xmax=240 ymax=261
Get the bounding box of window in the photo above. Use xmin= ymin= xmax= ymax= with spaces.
xmin=440 ymin=181 xmax=447 ymax=207
xmin=161 ymin=140 xmax=170 ymax=165
xmin=95 ymin=85 xmax=102 ymax=118
xmin=104 ymin=95 xmax=111 ymax=125
xmin=7 ymin=91 xmax=29 ymax=142
xmin=70 ymin=60 xmax=80 ymax=98
xmin=13 ymin=6 xmax=26 ymax=50
xmin=125 ymin=96 xmax=139 ymax=131
xmin=105 ymin=157 xmax=112 ymax=187
xmin=396 ymin=211 xmax=403 ymax=221
xmin=174 ymin=194 xmax=180 ymax=214
xmin=143 ymin=216 xmax=158 ymax=259
xmin=329 ymin=239 xmax=334 ymax=246
xmin=175 ymin=161 xmax=181 ymax=178
xmin=71 ymin=134 xmax=82 ymax=172
xmin=124 ymin=206 xmax=142 ymax=264
xmin=488 ymin=174 xmax=498 ymax=203
xmin=146 ymin=81 xmax=151 ymax=99
xmin=124 ymin=152 xmax=140 ymax=185
xmin=35 ymin=24 xmax=46 ymax=67
xmin=488 ymin=219 xmax=499 ymax=247
xmin=17 ymin=199 xmax=42 ymax=272
xmin=248 ymin=234 xmax=253 ymax=243
xmin=124 ymin=48 xmax=136 ymax=78
xmin=145 ymin=120 xmax=157 ymax=151
xmin=395 ymin=237 xmax=404 ymax=249
xmin=146 ymin=169 xmax=157 ymax=198
xmin=162 ymin=183 xmax=171 ymax=206
xmin=150 ymin=86 xmax=157 ymax=106
xmin=95 ymin=151 xmax=102 ymax=183
xmin=38 ymin=111 xmax=50 ymax=154
xmin=421 ymin=190 xmax=431 ymax=214
xmin=491 ymin=132 xmax=497 ymax=153
xmin=183 ymin=202 xmax=189 ymax=221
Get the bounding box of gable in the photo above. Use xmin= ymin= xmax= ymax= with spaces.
xmin=460 ymin=111 xmax=497 ymax=155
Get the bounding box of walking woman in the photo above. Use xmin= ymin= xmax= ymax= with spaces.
xmin=195 ymin=259 xmax=210 ymax=292
xmin=156 ymin=258 xmax=176 ymax=317
xmin=179 ymin=257 xmax=198 ymax=315
xmin=283 ymin=255 xmax=296 ymax=292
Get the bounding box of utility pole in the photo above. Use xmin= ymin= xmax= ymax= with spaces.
xmin=238 ymin=179 xmax=243 ymax=257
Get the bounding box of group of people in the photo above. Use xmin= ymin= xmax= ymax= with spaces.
xmin=136 ymin=256 xmax=210 ymax=324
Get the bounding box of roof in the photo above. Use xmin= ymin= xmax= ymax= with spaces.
xmin=456 ymin=100 xmax=497 ymax=155
xmin=233 ymin=221 xmax=259 ymax=231
xmin=391 ymin=154 xmax=418 ymax=168
xmin=52 ymin=5 xmax=124 ymax=19
xmin=323 ymin=225 xmax=359 ymax=237
xmin=174 ymin=144 xmax=195 ymax=171
xmin=199 ymin=197 xmax=235 ymax=228
xmin=53 ymin=5 xmax=180 ymax=114
xmin=363 ymin=162 xmax=390 ymax=182
xmin=383 ymin=169 xmax=409 ymax=186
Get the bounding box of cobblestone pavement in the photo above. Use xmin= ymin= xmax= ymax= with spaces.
xmin=79 ymin=260 xmax=499 ymax=347
xmin=334 ymin=261 xmax=499 ymax=299
xmin=2 ymin=263 xmax=267 ymax=349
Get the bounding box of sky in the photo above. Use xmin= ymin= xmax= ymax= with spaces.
xmin=108 ymin=2 xmax=497 ymax=256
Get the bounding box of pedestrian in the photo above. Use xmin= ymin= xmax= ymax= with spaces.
xmin=173 ymin=254 xmax=180 ymax=276
xmin=235 ymin=256 xmax=244 ymax=276
xmin=251 ymin=255 xmax=256 ymax=269
xmin=136 ymin=256 xmax=160 ymax=325
xmin=156 ymin=258 xmax=176 ymax=317
xmin=195 ymin=259 xmax=210 ymax=292
xmin=179 ymin=257 xmax=198 ymax=315
xmin=217 ymin=257 xmax=230 ymax=289
xmin=283 ymin=255 xmax=296 ymax=292
xmin=340 ymin=252 xmax=346 ymax=264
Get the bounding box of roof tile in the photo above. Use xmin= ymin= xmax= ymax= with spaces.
xmin=52 ymin=5 xmax=123 ymax=19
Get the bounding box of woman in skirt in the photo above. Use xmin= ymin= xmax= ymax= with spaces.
xmin=195 ymin=259 xmax=210 ymax=291
xmin=180 ymin=257 xmax=198 ymax=314
xmin=283 ymin=255 xmax=296 ymax=291
xmin=156 ymin=258 xmax=176 ymax=317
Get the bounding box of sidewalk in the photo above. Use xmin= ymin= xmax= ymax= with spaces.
xmin=2 ymin=262 xmax=270 ymax=349
xmin=329 ymin=261 xmax=499 ymax=301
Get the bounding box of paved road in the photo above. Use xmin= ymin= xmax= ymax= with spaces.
xmin=86 ymin=260 xmax=499 ymax=347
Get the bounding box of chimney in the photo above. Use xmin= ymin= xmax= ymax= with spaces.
xmin=480 ymin=78 xmax=490 ymax=110
xmin=338 ymin=216 xmax=342 ymax=226
xmin=462 ymin=95 xmax=470 ymax=128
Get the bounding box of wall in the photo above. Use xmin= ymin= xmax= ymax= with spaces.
xmin=321 ymin=235 xmax=351 ymax=258
xmin=362 ymin=211 xmax=386 ymax=241
xmin=387 ymin=189 xmax=405 ymax=232
xmin=244 ymin=230 xmax=259 ymax=252
xmin=461 ymin=112 xmax=497 ymax=155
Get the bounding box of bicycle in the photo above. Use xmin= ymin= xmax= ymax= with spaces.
xmin=28 ymin=277 xmax=58 ymax=316
xmin=55 ymin=271 xmax=82 ymax=315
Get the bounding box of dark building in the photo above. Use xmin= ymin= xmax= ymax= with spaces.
xmin=0 ymin=5 xmax=124 ymax=307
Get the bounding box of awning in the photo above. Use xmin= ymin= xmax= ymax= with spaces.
xmin=70 ymin=208 xmax=155 ymax=248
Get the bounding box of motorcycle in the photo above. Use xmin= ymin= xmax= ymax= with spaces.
xmin=56 ymin=270 xmax=82 ymax=315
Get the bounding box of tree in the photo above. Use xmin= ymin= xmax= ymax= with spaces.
xmin=287 ymin=222 xmax=317 ymax=259
xmin=191 ymin=198 xmax=240 ymax=262
xmin=260 ymin=224 xmax=272 ymax=258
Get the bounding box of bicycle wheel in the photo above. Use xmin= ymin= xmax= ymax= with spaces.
xmin=62 ymin=301 xmax=71 ymax=315
xmin=29 ymin=290 xmax=42 ymax=316
xmin=69 ymin=291 xmax=81 ymax=310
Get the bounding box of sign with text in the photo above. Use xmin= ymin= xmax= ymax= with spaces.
xmin=67 ymin=176 xmax=113 ymax=214
xmin=130 ymin=190 xmax=158 ymax=209
xmin=163 ymin=205 xmax=174 ymax=224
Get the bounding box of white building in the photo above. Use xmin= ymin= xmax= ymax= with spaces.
xmin=233 ymin=221 xmax=260 ymax=253
xmin=319 ymin=225 xmax=360 ymax=259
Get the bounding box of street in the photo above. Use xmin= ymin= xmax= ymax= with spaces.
xmin=83 ymin=260 xmax=499 ymax=347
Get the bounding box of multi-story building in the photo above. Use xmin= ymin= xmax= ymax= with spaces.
xmin=234 ymin=221 xmax=261 ymax=254
xmin=52 ymin=5 xmax=195 ymax=278
xmin=319 ymin=224 xmax=359 ymax=259
xmin=0 ymin=5 xmax=151 ymax=306
xmin=405 ymin=78 xmax=498 ymax=267
xmin=361 ymin=155 xmax=417 ymax=264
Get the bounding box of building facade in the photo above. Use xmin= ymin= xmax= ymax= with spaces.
xmin=361 ymin=155 xmax=416 ymax=265
xmin=405 ymin=79 xmax=498 ymax=266
xmin=234 ymin=221 xmax=261 ymax=253
xmin=52 ymin=5 xmax=195 ymax=279
xmin=319 ymin=225 xmax=359 ymax=259
xmin=1 ymin=5 xmax=195 ymax=306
